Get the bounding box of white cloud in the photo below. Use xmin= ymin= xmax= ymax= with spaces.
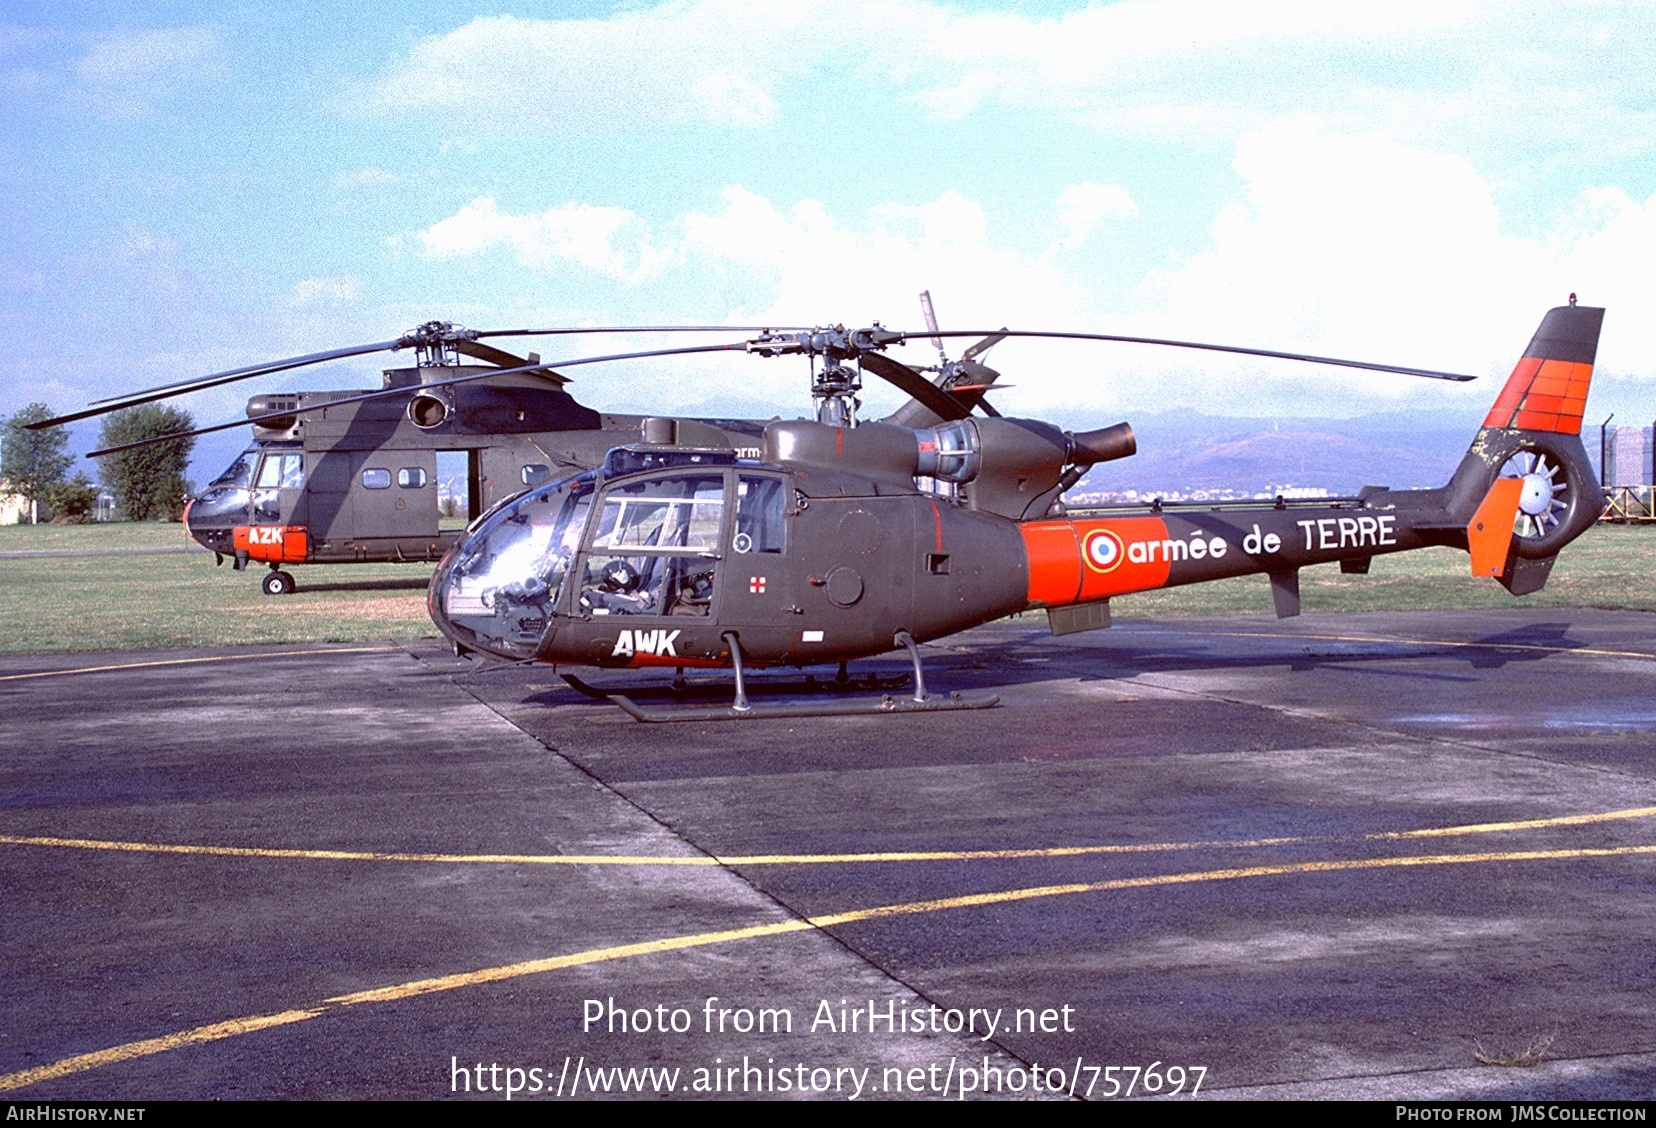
xmin=413 ymin=185 xmax=1071 ymax=321
xmin=77 ymin=27 xmax=216 ymax=84
xmin=360 ymin=8 xmax=815 ymax=136
xmin=354 ymin=1 xmax=1656 ymax=172
xmin=401 ymin=122 xmax=1656 ymax=421
xmin=71 ymin=26 xmax=222 ymax=120
xmin=417 ymin=196 xmax=669 ymax=283
xmin=1148 ymin=127 xmax=1515 ymax=359
xmin=693 ymin=71 xmax=776 ymax=128
xmin=406 ymin=183 xmax=1102 ymax=416
xmin=1115 ymin=123 xmax=1656 ymax=416
xmin=663 ymin=186 xmax=1089 ymax=334
xmin=1057 ymin=184 xmax=1138 ymax=244
xmin=915 ymin=0 xmax=1489 ymax=117
xmin=287 ymin=276 xmax=362 ymax=309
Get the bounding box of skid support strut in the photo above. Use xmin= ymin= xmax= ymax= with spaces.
xmin=605 ymin=630 xmax=998 ymax=722
xmin=727 ymin=631 xmax=752 ymax=714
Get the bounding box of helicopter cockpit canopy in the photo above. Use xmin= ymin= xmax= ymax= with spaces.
xmin=190 ymin=444 xmax=306 ymax=527
xmin=577 ymin=470 xmax=725 ymax=620
xmin=430 ymin=447 xmax=788 ymax=662
xmin=431 ymin=469 xmax=596 ymax=660
xmin=209 ymin=448 xmax=259 ymax=492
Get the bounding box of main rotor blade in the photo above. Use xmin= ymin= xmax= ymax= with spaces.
xmin=39 ymin=326 xmax=808 ymax=433
xmin=450 ymin=338 xmax=570 ymax=382
xmin=31 ymin=339 xmax=404 ymax=431
xmin=475 ymin=324 xmax=810 ymax=339
xmin=86 ymin=339 xmax=402 ymax=405
xmin=904 ymin=329 xmax=1477 ymax=382
xmin=859 ymin=352 xmax=972 ymax=422
xmin=919 ymin=291 xmax=943 ymax=352
xmin=961 ymin=330 xmax=1007 ymax=362
xmin=86 ymin=340 xmax=754 ymax=458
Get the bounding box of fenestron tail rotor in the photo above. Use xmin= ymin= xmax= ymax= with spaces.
xmin=1499 ymin=449 xmax=1571 ymax=539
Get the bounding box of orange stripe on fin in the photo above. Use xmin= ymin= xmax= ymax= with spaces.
xmin=1484 ymin=357 xmax=1594 ymax=434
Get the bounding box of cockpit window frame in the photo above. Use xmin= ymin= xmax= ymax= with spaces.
xmin=573 ymin=468 xmax=734 ymax=621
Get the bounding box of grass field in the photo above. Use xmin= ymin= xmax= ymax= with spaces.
xmin=2 ymin=520 xmax=1653 ymax=654
xmin=0 ymin=522 xmax=434 ymax=652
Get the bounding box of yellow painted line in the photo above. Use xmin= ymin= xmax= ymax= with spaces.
xmin=323 ymin=919 xmax=817 ymax=1006
xmin=721 ymin=804 xmax=1656 ymax=861
xmin=1201 ymin=628 xmax=1656 ymax=664
xmin=5 ymin=839 xmax=1654 ymax=1094
xmin=0 ymin=646 xmax=399 ymax=684
xmin=1373 ymin=806 xmax=1656 ymax=839
xmin=0 ymin=1010 xmax=324 ymax=1093
xmin=7 ymin=806 xmax=1655 ymax=868
xmin=811 ymin=843 xmax=1656 ymax=925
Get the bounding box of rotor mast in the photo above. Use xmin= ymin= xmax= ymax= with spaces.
xmin=745 ymin=324 xmax=906 ymax=428
xmin=398 ymin=320 xmax=477 ymax=368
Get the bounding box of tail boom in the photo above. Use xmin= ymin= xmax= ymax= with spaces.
xmin=1021 ymin=503 xmax=1437 ymax=612
xmin=1021 ymin=303 xmax=1606 ymax=614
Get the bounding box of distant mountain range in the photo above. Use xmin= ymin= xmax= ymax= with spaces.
xmin=1077 ymin=408 xmax=1606 ymax=496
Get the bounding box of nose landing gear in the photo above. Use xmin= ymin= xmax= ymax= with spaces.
xmin=262 ymin=568 xmax=297 ymax=596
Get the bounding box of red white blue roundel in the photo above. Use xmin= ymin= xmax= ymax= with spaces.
xmin=1081 ymin=528 xmax=1125 ymax=574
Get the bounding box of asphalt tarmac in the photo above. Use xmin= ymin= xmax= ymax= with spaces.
xmin=3 ymin=607 xmax=1654 ymax=1101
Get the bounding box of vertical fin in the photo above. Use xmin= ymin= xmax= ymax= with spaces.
xmin=1436 ymin=303 xmax=1606 ymax=603
xmin=1500 ymin=556 xmax=1556 ymax=596
xmin=1269 ymin=570 xmax=1301 ymax=618
xmin=1467 ymin=477 xmax=1524 ymax=578
xmin=1482 ymin=305 xmax=1604 ymax=436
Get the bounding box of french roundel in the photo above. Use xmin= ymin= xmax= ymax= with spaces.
xmin=1082 ymin=528 xmax=1124 ymax=574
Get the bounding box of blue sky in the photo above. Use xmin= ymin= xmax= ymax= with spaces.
xmin=6 ymin=1 xmax=1656 ymax=482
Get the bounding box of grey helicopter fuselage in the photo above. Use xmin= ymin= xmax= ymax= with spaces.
xmin=427 ymin=305 xmax=1606 ymax=709
xmin=182 ymin=363 xmax=764 ymax=592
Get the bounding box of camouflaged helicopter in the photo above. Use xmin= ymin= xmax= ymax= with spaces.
xmin=423 ymin=300 xmax=1604 ymax=721
xmin=33 ymin=324 xmax=778 ymax=594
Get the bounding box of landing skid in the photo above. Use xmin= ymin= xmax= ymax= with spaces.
xmin=577 ymin=631 xmax=998 ymax=722
xmin=560 ymin=668 xmax=910 ymax=702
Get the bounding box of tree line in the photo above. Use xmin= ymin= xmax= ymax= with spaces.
xmin=1 ymin=404 xmax=196 ymax=523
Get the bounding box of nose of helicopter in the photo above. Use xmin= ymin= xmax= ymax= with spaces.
xmin=427 ymin=485 xmax=574 ymax=663
xmin=427 ymin=545 xmax=547 ymax=662
xmin=181 ymin=491 xmax=239 ymax=555
xmin=426 ymin=550 xmax=471 ymax=650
